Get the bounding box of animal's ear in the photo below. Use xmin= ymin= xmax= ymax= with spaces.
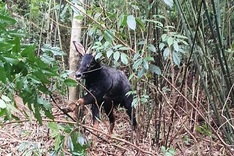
xmin=73 ymin=41 xmax=85 ymax=56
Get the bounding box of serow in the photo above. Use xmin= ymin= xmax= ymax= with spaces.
xmin=63 ymin=41 xmax=137 ymax=135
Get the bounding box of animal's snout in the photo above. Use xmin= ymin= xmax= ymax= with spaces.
xmin=75 ymin=72 xmax=83 ymax=80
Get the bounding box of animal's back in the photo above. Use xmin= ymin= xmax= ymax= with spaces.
xmin=102 ymin=66 xmax=132 ymax=103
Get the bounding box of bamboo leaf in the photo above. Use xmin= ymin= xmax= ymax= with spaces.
xmin=127 ymin=15 xmax=136 ymax=30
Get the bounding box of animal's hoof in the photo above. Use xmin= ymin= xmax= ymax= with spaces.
xmin=61 ymin=107 xmax=73 ymax=113
xmin=77 ymin=98 xmax=85 ymax=105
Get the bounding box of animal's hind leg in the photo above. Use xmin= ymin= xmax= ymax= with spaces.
xmin=103 ymin=101 xmax=115 ymax=135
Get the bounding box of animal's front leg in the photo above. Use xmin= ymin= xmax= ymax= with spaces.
xmin=91 ymin=104 xmax=100 ymax=145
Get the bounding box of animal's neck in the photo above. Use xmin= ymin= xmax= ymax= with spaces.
xmin=85 ymin=65 xmax=103 ymax=80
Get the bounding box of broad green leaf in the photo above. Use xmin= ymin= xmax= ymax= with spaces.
xmin=133 ymin=58 xmax=142 ymax=70
xmin=136 ymin=17 xmax=145 ymax=30
xmin=172 ymin=52 xmax=181 ymax=65
xmin=118 ymin=14 xmax=126 ymax=29
xmin=163 ymin=0 xmax=174 ymax=8
xmin=13 ymin=37 xmax=20 ymax=53
xmin=159 ymin=43 xmax=165 ymax=51
xmin=161 ymin=34 xmax=167 ymax=42
xmin=131 ymin=98 xmax=138 ymax=107
xmin=34 ymin=104 xmax=42 ymax=124
xmin=0 ymin=66 xmax=6 ymax=83
xmin=148 ymin=44 xmax=156 ymax=53
xmin=54 ymin=135 xmax=61 ymax=150
xmin=1 ymin=95 xmax=11 ymax=102
xmin=0 ymin=42 xmax=13 ymax=52
xmin=120 ymin=53 xmax=128 ymax=65
xmin=127 ymin=15 xmax=136 ymax=30
xmin=133 ymin=52 xmax=140 ymax=61
xmin=143 ymin=59 xmax=149 ymax=70
xmin=33 ymin=70 xmax=50 ymax=83
xmin=21 ymin=44 xmax=36 ymax=61
xmin=167 ymin=36 xmax=174 ymax=47
xmin=113 ymin=51 xmax=120 ymax=61
xmin=2 ymin=55 xmax=19 ymax=64
xmin=67 ymin=136 xmax=74 ymax=151
xmin=41 ymin=44 xmax=65 ymax=56
xmin=41 ymin=53 xmax=55 ymax=64
xmin=113 ymin=44 xmax=123 ymax=50
xmin=43 ymin=107 xmax=54 ymax=120
xmin=145 ymin=56 xmax=154 ymax=61
xmin=0 ymin=14 xmax=16 ymax=24
xmin=137 ymin=68 xmax=145 ymax=78
xmin=48 ymin=122 xmax=60 ymax=137
xmin=37 ymin=97 xmax=51 ymax=110
xmin=64 ymin=78 xmax=78 ymax=86
xmin=163 ymin=47 xmax=170 ymax=58
xmin=173 ymin=41 xmax=179 ymax=51
xmin=106 ymin=49 xmax=113 ymax=58
xmin=150 ymin=64 xmax=161 ymax=75
xmin=95 ymin=52 xmax=102 ymax=59
xmin=0 ymin=99 xmax=6 ymax=109
xmin=104 ymin=30 xmax=114 ymax=42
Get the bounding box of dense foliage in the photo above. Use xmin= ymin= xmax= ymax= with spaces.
xmin=1 ymin=0 xmax=234 ymax=155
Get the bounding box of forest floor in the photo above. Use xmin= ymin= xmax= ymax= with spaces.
xmin=0 ymin=95 xmax=233 ymax=156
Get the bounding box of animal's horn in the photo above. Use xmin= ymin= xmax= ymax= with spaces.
xmin=73 ymin=41 xmax=85 ymax=56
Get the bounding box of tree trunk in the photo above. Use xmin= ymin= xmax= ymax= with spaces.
xmin=68 ymin=2 xmax=84 ymax=103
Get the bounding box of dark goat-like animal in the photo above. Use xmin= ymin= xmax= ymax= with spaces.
xmin=65 ymin=42 xmax=137 ymax=134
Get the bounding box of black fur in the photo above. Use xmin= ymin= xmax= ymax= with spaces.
xmin=76 ymin=54 xmax=137 ymax=132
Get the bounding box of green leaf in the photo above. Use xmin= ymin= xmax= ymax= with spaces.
xmin=37 ymin=97 xmax=51 ymax=110
xmin=143 ymin=59 xmax=149 ymax=70
xmin=118 ymin=14 xmax=126 ymax=29
xmin=106 ymin=49 xmax=113 ymax=58
xmin=133 ymin=58 xmax=142 ymax=70
xmin=137 ymin=68 xmax=145 ymax=78
xmin=95 ymin=52 xmax=102 ymax=60
xmin=68 ymin=136 xmax=74 ymax=152
xmin=12 ymin=37 xmax=21 ymax=53
xmin=131 ymin=98 xmax=138 ymax=107
xmin=163 ymin=0 xmax=174 ymax=8
xmin=150 ymin=64 xmax=161 ymax=75
xmin=148 ymin=44 xmax=156 ymax=53
xmin=64 ymin=78 xmax=78 ymax=86
xmin=173 ymin=41 xmax=179 ymax=51
xmin=133 ymin=52 xmax=140 ymax=61
xmin=104 ymin=30 xmax=114 ymax=42
xmin=41 ymin=44 xmax=65 ymax=56
xmin=0 ymin=99 xmax=6 ymax=109
xmin=163 ymin=47 xmax=170 ymax=58
xmin=113 ymin=51 xmax=120 ymax=61
xmin=0 ymin=14 xmax=16 ymax=24
xmin=2 ymin=55 xmax=19 ymax=64
xmin=167 ymin=36 xmax=174 ymax=47
xmin=48 ymin=122 xmax=60 ymax=137
xmin=159 ymin=43 xmax=165 ymax=50
xmin=161 ymin=34 xmax=167 ymax=42
xmin=127 ymin=15 xmax=136 ymax=30
xmin=172 ymin=52 xmax=180 ymax=65
xmin=34 ymin=104 xmax=42 ymax=124
xmin=120 ymin=53 xmax=128 ymax=65
xmin=136 ymin=17 xmax=145 ymax=30
xmin=32 ymin=70 xmax=50 ymax=83
xmin=0 ymin=66 xmax=6 ymax=83
xmin=1 ymin=95 xmax=11 ymax=102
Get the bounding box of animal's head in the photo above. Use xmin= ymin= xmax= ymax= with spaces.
xmin=73 ymin=41 xmax=101 ymax=80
